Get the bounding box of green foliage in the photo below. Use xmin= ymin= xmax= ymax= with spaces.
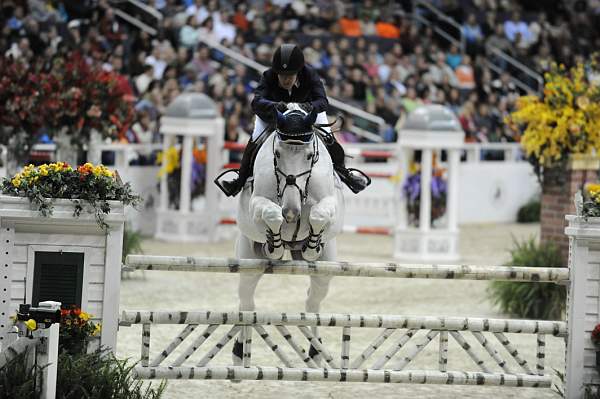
xmin=123 ymin=224 xmax=143 ymax=263
xmin=488 ymin=237 xmax=566 ymax=320
xmin=517 ymin=200 xmax=541 ymax=223
xmin=0 ymin=347 xmax=43 ymax=399
xmin=55 ymin=349 xmax=166 ymax=399
xmin=1 ymin=163 xmax=140 ymax=231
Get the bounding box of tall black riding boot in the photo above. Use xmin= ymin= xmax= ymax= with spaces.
xmin=326 ymin=140 xmax=371 ymax=194
xmin=216 ymin=139 xmax=260 ymax=197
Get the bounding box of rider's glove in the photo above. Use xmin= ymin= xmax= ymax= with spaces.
xmin=299 ymin=102 xmax=313 ymax=113
xmin=275 ymin=102 xmax=288 ymax=113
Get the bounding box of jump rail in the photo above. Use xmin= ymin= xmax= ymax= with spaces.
xmin=120 ymin=309 xmax=563 ymax=388
xmin=124 ymin=255 xmax=569 ymax=283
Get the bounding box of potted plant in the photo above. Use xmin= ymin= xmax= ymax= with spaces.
xmin=0 ymin=162 xmax=139 ymax=231
xmin=508 ymin=59 xmax=600 ymax=183
xmin=0 ymin=51 xmax=134 ymax=170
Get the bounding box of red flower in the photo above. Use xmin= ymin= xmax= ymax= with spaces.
xmin=591 ymin=324 xmax=600 ymax=345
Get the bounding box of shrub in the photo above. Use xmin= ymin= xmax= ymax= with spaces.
xmin=123 ymin=224 xmax=143 ymax=264
xmin=56 ymin=349 xmax=166 ymax=399
xmin=488 ymin=237 xmax=566 ymax=320
xmin=0 ymin=347 xmax=42 ymax=399
xmin=517 ymin=200 xmax=541 ymax=223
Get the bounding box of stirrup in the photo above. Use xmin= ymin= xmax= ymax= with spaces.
xmin=338 ymin=168 xmax=371 ymax=194
xmin=214 ymin=169 xmax=241 ymax=197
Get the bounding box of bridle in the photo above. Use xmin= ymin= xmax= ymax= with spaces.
xmin=272 ymin=131 xmax=319 ymax=205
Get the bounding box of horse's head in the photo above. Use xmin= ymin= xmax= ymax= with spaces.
xmin=273 ymin=108 xmax=318 ymax=223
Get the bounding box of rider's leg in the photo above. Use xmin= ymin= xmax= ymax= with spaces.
xmin=219 ymin=116 xmax=268 ymax=197
xmin=316 ymin=112 xmax=370 ymax=194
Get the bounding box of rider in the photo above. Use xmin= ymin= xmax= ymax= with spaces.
xmin=217 ymin=43 xmax=371 ymax=197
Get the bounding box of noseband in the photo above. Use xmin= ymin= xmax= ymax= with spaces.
xmin=272 ymin=133 xmax=319 ymax=205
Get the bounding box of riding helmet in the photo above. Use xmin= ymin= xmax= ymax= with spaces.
xmin=271 ymin=44 xmax=304 ymax=75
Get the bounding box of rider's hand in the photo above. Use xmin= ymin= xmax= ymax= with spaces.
xmin=299 ymin=102 xmax=313 ymax=113
xmin=275 ymin=102 xmax=288 ymax=113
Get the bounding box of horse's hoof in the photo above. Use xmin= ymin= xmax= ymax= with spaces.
xmin=301 ymin=246 xmax=321 ymax=261
xmin=309 ymin=344 xmax=319 ymax=359
xmin=263 ymin=244 xmax=284 ymax=260
xmin=232 ymin=340 xmax=243 ymax=366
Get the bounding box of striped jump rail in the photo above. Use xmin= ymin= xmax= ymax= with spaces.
xmin=221 ymin=162 xmax=394 ymax=179
xmin=224 ymin=141 xmax=396 ymax=160
xmin=120 ymin=309 xmax=565 ymax=387
xmin=124 ymin=255 xmax=569 ymax=283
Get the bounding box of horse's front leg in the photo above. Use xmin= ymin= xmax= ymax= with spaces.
xmin=302 ymin=196 xmax=336 ymax=261
xmin=250 ymin=195 xmax=285 ymax=260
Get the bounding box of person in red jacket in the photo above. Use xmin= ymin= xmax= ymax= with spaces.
xmin=216 ymin=44 xmax=370 ymax=197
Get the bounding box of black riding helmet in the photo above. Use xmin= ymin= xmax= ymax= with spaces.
xmin=275 ymin=109 xmax=317 ymax=142
xmin=271 ymin=44 xmax=305 ymax=75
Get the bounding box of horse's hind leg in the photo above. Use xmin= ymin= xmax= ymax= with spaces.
xmin=232 ymin=234 xmax=264 ymax=368
xmin=305 ymin=239 xmax=336 ymax=364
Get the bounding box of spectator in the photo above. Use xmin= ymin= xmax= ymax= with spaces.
xmin=455 ymin=55 xmax=476 ymax=92
xmin=375 ymin=16 xmax=400 ymax=39
xmin=503 ymin=11 xmax=531 ymax=44
xmin=339 ymin=10 xmax=361 ymax=37
xmin=445 ymin=44 xmax=462 ymax=70
xmin=462 ymin=14 xmax=483 ymax=55
xmin=179 ymin=15 xmax=200 ymax=48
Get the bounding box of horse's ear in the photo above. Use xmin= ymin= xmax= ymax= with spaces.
xmin=275 ymin=110 xmax=286 ymax=129
xmin=304 ymin=108 xmax=317 ymax=127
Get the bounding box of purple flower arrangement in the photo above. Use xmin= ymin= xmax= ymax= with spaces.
xmin=402 ymin=169 xmax=448 ymax=226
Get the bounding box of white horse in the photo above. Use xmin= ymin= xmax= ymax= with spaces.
xmin=232 ymin=105 xmax=345 ymax=365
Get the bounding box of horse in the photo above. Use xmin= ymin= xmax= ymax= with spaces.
xmin=232 ymin=104 xmax=345 ymax=366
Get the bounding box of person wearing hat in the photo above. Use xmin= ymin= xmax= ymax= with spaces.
xmin=217 ymin=43 xmax=371 ymax=197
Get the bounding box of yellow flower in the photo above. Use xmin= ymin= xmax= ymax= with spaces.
xmin=38 ymin=164 xmax=49 ymax=176
xmin=576 ymin=96 xmax=590 ymax=110
xmin=24 ymin=319 xmax=37 ymax=331
xmin=92 ymin=323 xmax=102 ymax=336
xmin=11 ymin=176 xmax=22 ymax=187
xmin=79 ymin=312 xmax=90 ymax=321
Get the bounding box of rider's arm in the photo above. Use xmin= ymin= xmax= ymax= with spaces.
xmin=251 ymin=72 xmax=277 ymax=123
xmin=308 ymin=68 xmax=329 ymax=114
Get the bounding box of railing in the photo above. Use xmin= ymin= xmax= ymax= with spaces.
xmin=414 ymin=0 xmax=544 ymax=94
xmin=197 ymin=37 xmax=386 ymax=142
xmin=109 ymin=0 xmax=163 ymax=36
xmin=85 ymin=141 xmax=525 ymax=179
xmin=485 ymin=45 xmax=544 ymax=94
xmin=413 ymin=0 xmax=465 ymax=53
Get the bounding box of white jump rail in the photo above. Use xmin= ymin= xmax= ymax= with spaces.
xmin=124 ymin=255 xmax=568 ymax=283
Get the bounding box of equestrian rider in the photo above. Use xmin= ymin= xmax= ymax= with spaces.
xmin=216 ymin=43 xmax=371 ymax=197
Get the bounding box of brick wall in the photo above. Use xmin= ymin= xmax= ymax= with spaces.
xmin=541 ymin=166 xmax=598 ymax=264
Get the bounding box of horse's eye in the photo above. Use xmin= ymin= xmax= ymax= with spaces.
xmin=275 ymin=151 xmax=281 ymax=158
xmin=307 ymin=153 xmax=313 ymax=160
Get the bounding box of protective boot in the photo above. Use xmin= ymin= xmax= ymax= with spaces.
xmin=327 ymin=140 xmax=371 ymax=194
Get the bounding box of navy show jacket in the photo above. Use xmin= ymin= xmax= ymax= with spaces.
xmin=250 ymin=65 xmax=328 ymax=124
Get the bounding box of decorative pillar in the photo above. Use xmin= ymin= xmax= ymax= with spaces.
xmin=542 ymin=155 xmax=599 ymax=264
xmin=447 ymin=149 xmax=461 ymax=232
xmin=564 ymin=215 xmax=600 ymax=397
xmin=394 ymin=105 xmax=464 ymax=262
xmin=159 ymin=134 xmax=169 ymax=211
xmin=179 ymin=135 xmax=193 ymax=212
xmin=419 ymin=149 xmax=432 ymax=233
xmin=155 ymin=93 xmax=224 ymax=242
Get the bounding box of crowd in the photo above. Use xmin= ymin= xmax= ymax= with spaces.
xmin=1 ymin=0 xmax=599 ymax=157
